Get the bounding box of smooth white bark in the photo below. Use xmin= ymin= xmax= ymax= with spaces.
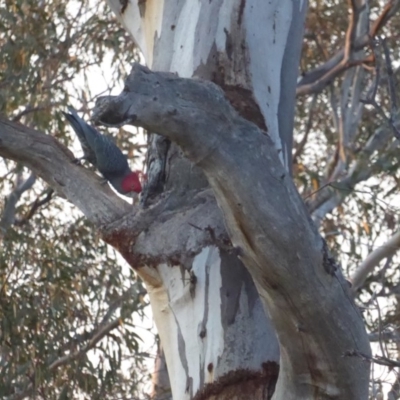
xmin=107 ymin=0 xmax=305 ymax=167
xmin=144 ymin=246 xmax=279 ymax=398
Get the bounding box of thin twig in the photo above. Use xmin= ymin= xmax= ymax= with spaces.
xmin=360 ymin=97 xmax=400 ymax=139
xmin=382 ymin=38 xmax=398 ymax=114
xmin=344 ymin=0 xmax=360 ymax=60
xmin=303 ymin=182 xmax=333 ymax=200
xmin=15 ymin=188 xmax=54 ymax=226
xmin=12 ymin=105 xmax=59 ymax=122
xmin=0 ymin=173 xmax=36 ymax=236
xmin=344 ymin=349 xmax=400 ymax=368
xmin=293 ymin=94 xmax=318 ymax=163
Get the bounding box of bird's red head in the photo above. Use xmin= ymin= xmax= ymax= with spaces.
xmin=121 ymin=172 xmax=142 ymax=194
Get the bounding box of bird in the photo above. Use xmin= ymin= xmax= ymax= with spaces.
xmin=62 ymin=107 xmax=142 ymax=196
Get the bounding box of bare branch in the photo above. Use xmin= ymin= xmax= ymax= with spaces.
xmin=351 ymin=230 xmax=400 ymax=292
xmin=361 ymin=96 xmax=400 ymax=139
xmin=297 ymin=0 xmax=400 ymax=96
xmin=344 ymin=0 xmax=363 ymax=60
xmin=360 ymin=39 xmax=400 ymax=140
xmin=297 ymin=56 xmax=373 ymax=97
xmin=11 ymin=103 xmax=61 ymax=122
xmin=15 ymin=188 xmax=54 ymax=226
xmin=51 ymin=319 xmax=121 ymax=369
xmin=293 ymin=94 xmax=317 ymax=163
xmin=382 ymin=38 xmax=398 ymax=114
xmin=0 ymin=118 xmax=182 ymax=281
xmin=308 ymin=72 xmax=395 ymax=223
xmin=369 ymin=330 xmax=400 ymax=342
xmin=371 ymin=0 xmax=400 ymax=37
xmin=0 ymin=117 xmax=130 ymax=225
xmin=345 ymin=349 xmax=400 ymax=368
xmin=0 ymin=172 xmax=36 ymax=237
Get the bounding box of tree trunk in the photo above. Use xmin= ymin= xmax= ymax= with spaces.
xmin=100 ymin=1 xmax=371 ymax=399
xmin=105 ymin=1 xmax=298 ymax=397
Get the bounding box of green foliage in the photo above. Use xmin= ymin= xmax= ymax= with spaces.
xmin=0 ymin=0 xmax=150 ymax=398
xmin=1 ymin=207 xmax=150 ymax=398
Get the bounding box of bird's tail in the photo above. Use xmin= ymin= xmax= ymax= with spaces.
xmin=63 ymin=107 xmax=97 ymax=166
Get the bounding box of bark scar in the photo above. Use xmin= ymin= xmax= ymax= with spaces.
xmin=322 ymin=238 xmax=338 ymax=276
xmin=120 ymin=0 xmax=128 ymax=14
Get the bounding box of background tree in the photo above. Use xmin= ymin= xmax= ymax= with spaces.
xmin=1 ymin=0 xmax=400 ymax=399
xmin=0 ymin=1 xmax=151 ymax=399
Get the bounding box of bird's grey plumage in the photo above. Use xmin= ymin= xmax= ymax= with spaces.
xmin=63 ymin=107 xmax=135 ymax=194
xmin=62 ymin=107 xmax=97 ymax=166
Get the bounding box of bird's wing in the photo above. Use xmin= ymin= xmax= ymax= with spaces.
xmin=63 ymin=107 xmax=130 ymax=180
xmin=92 ymin=134 xmax=131 ymax=180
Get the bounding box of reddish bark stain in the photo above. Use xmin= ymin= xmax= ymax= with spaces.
xmin=193 ymin=364 xmax=279 ymax=400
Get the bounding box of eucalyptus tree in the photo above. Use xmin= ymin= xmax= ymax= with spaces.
xmin=1 ymin=1 xmax=400 ymax=399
